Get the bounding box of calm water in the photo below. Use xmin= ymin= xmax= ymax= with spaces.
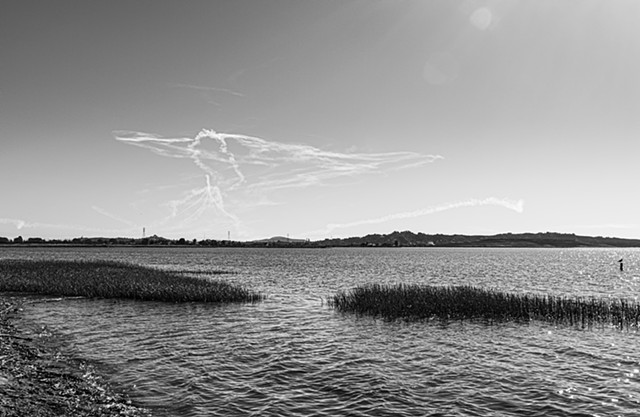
xmin=3 ymin=247 xmax=640 ymax=416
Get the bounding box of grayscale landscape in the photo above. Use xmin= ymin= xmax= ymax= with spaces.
xmin=1 ymin=1 xmax=640 ymax=416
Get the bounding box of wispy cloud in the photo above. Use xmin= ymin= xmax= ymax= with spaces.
xmin=169 ymin=83 xmax=244 ymax=106
xmin=113 ymin=128 xmax=443 ymax=231
xmin=0 ymin=217 xmax=136 ymax=236
xmin=91 ymin=206 xmax=137 ymax=227
xmin=317 ymin=197 xmax=524 ymax=235
xmin=0 ymin=218 xmax=28 ymax=230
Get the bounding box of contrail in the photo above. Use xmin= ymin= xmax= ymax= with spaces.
xmin=164 ymin=174 xmax=239 ymax=224
xmin=114 ymin=130 xmax=241 ymax=224
xmin=320 ymin=197 xmax=524 ymax=234
xmin=194 ymin=129 xmax=246 ymax=187
xmin=114 ymin=129 xmax=442 ymax=190
xmin=114 ymin=128 xmax=443 ymax=230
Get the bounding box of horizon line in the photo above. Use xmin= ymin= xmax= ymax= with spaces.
xmin=2 ymin=230 xmax=639 ymax=243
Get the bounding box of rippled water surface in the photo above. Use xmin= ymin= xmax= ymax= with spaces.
xmin=3 ymin=247 xmax=640 ymax=416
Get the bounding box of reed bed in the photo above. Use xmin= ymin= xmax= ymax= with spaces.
xmin=330 ymin=283 xmax=640 ymax=329
xmin=0 ymin=259 xmax=263 ymax=303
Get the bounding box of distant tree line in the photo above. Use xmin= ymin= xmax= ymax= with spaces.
xmin=0 ymin=235 xmax=315 ymax=248
xmin=2 ymin=231 xmax=640 ymax=248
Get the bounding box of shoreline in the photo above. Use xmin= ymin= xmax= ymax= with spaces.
xmin=0 ymin=294 xmax=152 ymax=416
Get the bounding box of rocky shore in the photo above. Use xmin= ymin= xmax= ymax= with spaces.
xmin=0 ymin=295 xmax=152 ymax=416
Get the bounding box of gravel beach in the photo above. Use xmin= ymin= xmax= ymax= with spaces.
xmin=0 ymin=295 xmax=152 ymax=417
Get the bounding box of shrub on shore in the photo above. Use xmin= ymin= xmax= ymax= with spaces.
xmin=0 ymin=259 xmax=263 ymax=303
xmin=330 ymin=283 xmax=640 ymax=328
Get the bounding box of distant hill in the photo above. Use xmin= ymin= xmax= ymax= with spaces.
xmin=252 ymin=236 xmax=309 ymax=244
xmin=317 ymin=231 xmax=640 ymax=248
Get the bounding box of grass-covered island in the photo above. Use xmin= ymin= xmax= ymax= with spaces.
xmin=0 ymin=259 xmax=263 ymax=303
xmin=330 ymin=284 xmax=640 ymax=329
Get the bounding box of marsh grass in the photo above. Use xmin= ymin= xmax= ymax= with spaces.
xmin=330 ymin=283 xmax=640 ymax=329
xmin=0 ymin=259 xmax=263 ymax=303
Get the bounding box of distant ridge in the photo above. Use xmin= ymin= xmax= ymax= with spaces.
xmin=318 ymin=231 xmax=640 ymax=248
xmin=251 ymin=236 xmax=308 ymax=244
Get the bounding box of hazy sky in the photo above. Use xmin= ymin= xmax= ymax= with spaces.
xmin=2 ymin=0 xmax=639 ymax=240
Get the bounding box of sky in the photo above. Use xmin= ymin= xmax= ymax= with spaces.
xmin=1 ymin=0 xmax=640 ymax=241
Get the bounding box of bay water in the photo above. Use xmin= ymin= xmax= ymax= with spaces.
xmin=2 ymin=247 xmax=640 ymax=416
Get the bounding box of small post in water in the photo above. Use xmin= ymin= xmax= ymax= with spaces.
xmin=619 ymin=258 xmax=624 ymax=272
